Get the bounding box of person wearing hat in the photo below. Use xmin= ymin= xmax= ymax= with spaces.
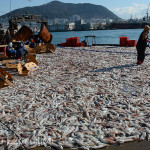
xmin=136 ymin=25 xmax=150 ymax=65
xmin=6 ymin=42 xmax=16 ymax=57
xmin=16 ymin=41 xmax=29 ymax=59
xmin=5 ymin=30 xmax=12 ymax=44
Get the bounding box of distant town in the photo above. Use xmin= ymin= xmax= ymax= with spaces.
xmin=0 ymin=14 xmax=114 ymax=32
xmin=0 ymin=14 xmax=150 ymax=33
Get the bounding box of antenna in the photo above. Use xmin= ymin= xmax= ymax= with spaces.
xmin=146 ymin=3 xmax=150 ymax=21
xmin=130 ymin=14 xmax=132 ymax=20
xmin=10 ymin=0 xmax=32 ymax=14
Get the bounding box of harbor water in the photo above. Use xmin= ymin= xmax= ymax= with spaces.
xmin=51 ymin=29 xmax=143 ymax=45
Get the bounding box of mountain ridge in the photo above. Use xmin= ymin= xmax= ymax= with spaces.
xmin=1 ymin=1 xmax=120 ymax=20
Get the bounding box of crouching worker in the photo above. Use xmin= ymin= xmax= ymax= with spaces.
xmin=81 ymin=40 xmax=87 ymax=47
xmin=29 ymin=39 xmax=36 ymax=48
xmin=6 ymin=42 xmax=16 ymax=57
xmin=16 ymin=41 xmax=29 ymax=59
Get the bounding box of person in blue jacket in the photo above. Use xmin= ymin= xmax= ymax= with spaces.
xmin=16 ymin=41 xmax=29 ymax=59
xmin=6 ymin=42 xmax=16 ymax=57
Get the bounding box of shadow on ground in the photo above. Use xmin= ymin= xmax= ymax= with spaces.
xmin=90 ymin=63 xmax=136 ymax=73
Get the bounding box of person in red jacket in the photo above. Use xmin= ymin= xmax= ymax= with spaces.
xmin=136 ymin=25 xmax=150 ymax=65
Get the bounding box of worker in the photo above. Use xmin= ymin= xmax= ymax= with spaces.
xmin=35 ymin=37 xmax=41 ymax=46
xmin=16 ymin=41 xmax=29 ymax=59
xmin=81 ymin=40 xmax=87 ymax=46
xmin=5 ymin=30 xmax=12 ymax=44
xmin=136 ymin=25 xmax=150 ymax=65
xmin=28 ymin=39 xmax=36 ymax=48
xmin=6 ymin=42 xmax=16 ymax=57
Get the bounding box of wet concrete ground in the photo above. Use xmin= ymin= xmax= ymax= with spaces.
xmin=32 ymin=140 xmax=150 ymax=150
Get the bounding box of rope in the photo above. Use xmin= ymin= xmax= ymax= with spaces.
xmin=0 ymin=120 xmax=28 ymax=150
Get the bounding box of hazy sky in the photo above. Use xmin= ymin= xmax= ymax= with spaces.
xmin=1 ymin=0 xmax=150 ymax=19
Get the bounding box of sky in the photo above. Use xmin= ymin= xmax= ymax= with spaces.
xmin=0 ymin=0 xmax=150 ymax=19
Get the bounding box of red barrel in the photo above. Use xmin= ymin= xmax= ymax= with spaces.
xmin=120 ymin=37 xmax=129 ymax=47
xmin=128 ymin=40 xmax=137 ymax=47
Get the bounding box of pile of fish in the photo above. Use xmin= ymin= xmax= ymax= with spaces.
xmin=0 ymin=46 xmax=150 ymax=150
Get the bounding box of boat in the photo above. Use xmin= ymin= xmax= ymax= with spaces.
xmin=110 ymin=4 xmax=150 ymax=30
xmin=109 ymin=20 xmax=150 ymax=29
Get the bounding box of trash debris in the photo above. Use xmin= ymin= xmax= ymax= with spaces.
xmin=24 ymin=62 xmax=38 ymax=72
xmin=0 ymin=23 xmax=55 ymax=89
xmin=0 ymin=53 xmax=39 ymax=87
xmin=0 ymin=67 xmax=13 ymax=88
xmin=34 ymin=43 xmax=55 ymax=54
xmin=14 ymin=25 xmax=33 ymax=42
xmin=17 ymin=62 xmax=30 ymax=76
xmin=38 ymin=25 xmax=53 ymax=43
xmin=25 ymin=54 xmax=38 ymax=65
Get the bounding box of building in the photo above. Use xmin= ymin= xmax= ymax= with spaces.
xmin=82 ymin=23 xmax=91 ymax=30
xmin=75 ymin=20 xmax=91 ymax=31
xmin=68 ymin=23 xmax=75 ymax=30
xmin=75 ymin=20 xmax=82 ymax=30
xmin=48 ymin=24 xmax=67 ymax=31
xmin=70 ymin=15 xmax=81 ymax=23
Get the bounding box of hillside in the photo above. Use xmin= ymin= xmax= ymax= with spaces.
xmin=1 ymin=1 xmax=120 ymax=20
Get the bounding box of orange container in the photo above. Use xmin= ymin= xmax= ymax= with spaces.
xmin=120 ymin=37 xmax=129 ymax=47
xmin=128 ymin=40 xmax=137 ymax=47
xmin=4 ymin=47 xmax=7 ymax=56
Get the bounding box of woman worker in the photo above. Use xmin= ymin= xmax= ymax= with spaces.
xmin=136 ymin=25 xmax=150 ymax=65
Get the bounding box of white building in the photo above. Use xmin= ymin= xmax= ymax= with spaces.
xmin=68 ymin=23 xmax=75 ymax=30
